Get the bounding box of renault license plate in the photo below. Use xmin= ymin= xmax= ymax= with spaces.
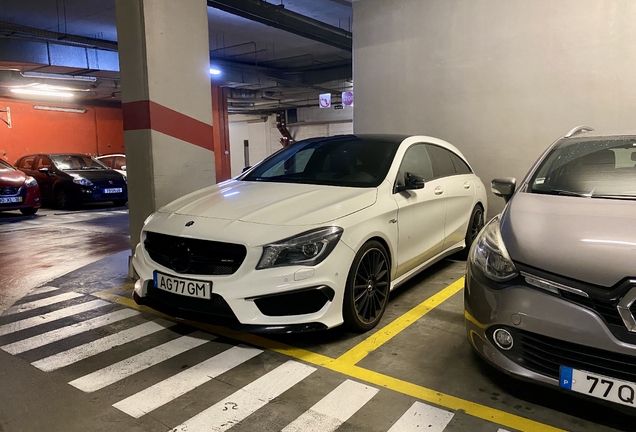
xmin=103 ymin=188 xmax=123 ymax=194
xmin=560 ymin=366 xmax=636 ymax=407
xmin=153 ymin=271 xmax=211 ymax=299
xmin=0 ymin=196 xmax=22 ymax=204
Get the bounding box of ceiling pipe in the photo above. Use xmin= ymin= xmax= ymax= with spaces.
xmin=0 ymin=21 xmax=118 ymax=51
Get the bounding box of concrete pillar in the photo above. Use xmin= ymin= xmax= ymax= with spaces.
xmin=115 ymin=0 xmax=215 ymax=249
xmin=211 ymin=86 xmax=231 ymax=182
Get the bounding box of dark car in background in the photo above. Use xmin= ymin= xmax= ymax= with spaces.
xmin=465 ymin=126 xmax=636 ymax=409
xmin=0 ymin=158 xmax=41 ymax=215
xmin=15 ymin=153 xmax=128 ymax=209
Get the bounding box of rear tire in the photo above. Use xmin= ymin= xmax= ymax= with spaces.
xmin=457 ymin=205 xmax=485 ymax=259
xmin=343 ymin=240 xmax=391 ymax=333
xmin=112 ymin=199 xmax=127 ymax=207
xmin=19 ymin=207 xmax=38 ymax=216
xmin=55 ymin=187 xmax=75 ymax=210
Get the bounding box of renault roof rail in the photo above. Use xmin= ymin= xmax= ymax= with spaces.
xmin=564 ymin=125 xmax=595 ymax=138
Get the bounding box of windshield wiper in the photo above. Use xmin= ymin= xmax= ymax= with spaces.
xmin=591 ymin=194 xmax=636 ymax=200
xmin=533 ymin=189 xmax=590 ymax=197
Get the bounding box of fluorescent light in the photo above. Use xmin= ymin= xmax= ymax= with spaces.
xmin=22 ymin=72 xmax=97 ymax=82
xmin=209 ymin=68 xmax=221 ymax=75
xmin=33 ymin=105 xmax=86 ymax=114
xmin=11 ymin=88 xmax=74 ymax=98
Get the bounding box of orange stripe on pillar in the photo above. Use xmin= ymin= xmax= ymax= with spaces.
xmin=122 ymin=100 xmax=214 ymax=151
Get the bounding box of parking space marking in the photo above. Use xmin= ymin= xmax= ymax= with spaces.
xmin=5 ymin=292 xmax=84 ymax=315
xmin=69 ymin=331 xmax=214 ymax=392
xmin=387 ymin=401 xmax=454 ymax=432
xmin=338 ymin=277 xmax=465 ymax=365
xmin=113 ymin=344 xmax=263 ymax=418
xmin=1 ymin=308 xmax=140 ymax=354
xmin=282 ymin=379 xmax=379 ymax=432
xmin=93 ymin=286 xmax=565 ymax=432
xmin=28 ymin=286 xmax=59 ymax=296
xmin=31 ymin=319 xmax=175 ymax=372
xmin=172 ymin=360 xmax=317 ymax=432
xmin=0 ymin=300 xmax=109 ymax=336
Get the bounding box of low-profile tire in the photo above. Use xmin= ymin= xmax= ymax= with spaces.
xmin=457 ymin=205 xmax=485 ymax=259
xmin=55 ymin=187 xmax=75 ymax=210
xmin=112 ymin=199 xmax=127 ymax=207
xmin=342 ymin=240 xmax=391 ymax=333
xmin=19 ymin=207 xmax=38 ymax=216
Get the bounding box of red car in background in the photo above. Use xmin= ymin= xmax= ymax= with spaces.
xmin=0 ymin=158 xmax=41 ymax=215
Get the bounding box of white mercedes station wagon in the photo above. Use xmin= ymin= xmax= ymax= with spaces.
xmin=131 ymin=134 xmax=487 ymax=333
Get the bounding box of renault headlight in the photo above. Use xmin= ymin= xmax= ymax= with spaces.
xmin=257 ymin=227 xmax=344 ymax=269
xmin=72 ymin=176 xmax=93 ymax=187
xmin=25 ymin=176 xmax=38 ymax=187
xmin=470 ymin=215 xmax=517 ymax=282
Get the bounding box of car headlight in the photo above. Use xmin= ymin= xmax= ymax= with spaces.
xmin=256 ymin=226 xmax=344 ymax=270
xmin=470 ymin=215 xmax=518 ymax=282
xmin=25 ymin=176 xmax=38 ymax=188
xmin=72 ymin=176 xmax=93 ymax=187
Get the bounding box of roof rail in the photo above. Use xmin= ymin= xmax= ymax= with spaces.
xmin=564 ymin=125 xmax=595 ymax=138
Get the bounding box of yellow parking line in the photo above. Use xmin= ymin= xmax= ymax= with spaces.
xmin=92 ymin=285 xmax=565 ymax=432
xmin=338 ymin=277 xmax=465 ymax=365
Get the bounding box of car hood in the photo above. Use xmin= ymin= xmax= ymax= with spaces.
xmin=0 ymin=169 xmax=27 ymax=187
xmin=501 ymin=193 xmax=636 ymax=287
xmin=160 ymin=180 xmax=377 ymax=226
xmin=65 ymin=169 xmax=125 ymax=182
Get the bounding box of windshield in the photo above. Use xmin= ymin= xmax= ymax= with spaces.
xmin=529 ymin=138 xmax=636 ymax=199
xmin=0 ymin=159 xmax=14 ymax=171
xmin=52 ymin=155 xmax=108 ymax=171
xmin=241 ymin=136 xmax=400 ymax=187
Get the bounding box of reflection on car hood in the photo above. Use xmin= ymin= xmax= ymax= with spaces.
xmin=65 ymin=169 xmax=126 ymax=182
xmin=501 ymin=193 xmax=636 ymax=287
xmin=0 ymin=169 xmax=27 ymax=187
xmin=161 ymin=180 xmax=377 ymax=226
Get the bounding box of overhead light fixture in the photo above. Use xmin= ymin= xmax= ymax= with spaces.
xmin=11 ymin=88 xmax=74 ymax=98
xmin=33 ymin=105 xmax=86 ymax=114
xmin=209 ymin=68 xmax=222 ymax=75
xmin=22 ymin=71 xmax=97 ymax=83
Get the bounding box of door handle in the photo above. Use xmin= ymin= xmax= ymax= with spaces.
xmin=463 ymin=181 xmax=471 ymax=189
xmin=434 ymin=186 xmax=444 ymax=195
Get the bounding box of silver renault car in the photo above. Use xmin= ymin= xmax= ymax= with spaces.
xmin=465 ymin=126 xmax=636 ymax=409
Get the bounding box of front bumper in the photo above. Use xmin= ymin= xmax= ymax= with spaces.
xmin=131 ymin=217 xmax=355 ymax=332
xmin=465 ymin=265 xmax=636 ymax=387
xmin=77 ymin=185 xmax=127 ymax=203
xmin=0 ymin=185 xmax=41 ymax=211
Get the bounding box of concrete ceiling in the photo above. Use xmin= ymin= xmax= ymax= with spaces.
xmin=0 ymin=0 xmax=353 ymax=112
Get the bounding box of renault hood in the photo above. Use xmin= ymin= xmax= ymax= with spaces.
xmin=160 ymin=180 xmax=377 ymax=226
xmin=501 ymin=193 xmax=636 ymax=287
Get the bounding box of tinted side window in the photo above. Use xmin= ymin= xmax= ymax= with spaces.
xmin=450 ymin=153 xmax=472 ymax=174
xmin=36 ymin=156 xmax=52 ymax=169
xmin=100 ymin=157 xmax=114 ymax=168
xmin=18 ymin=156 xmax=36 ymax=170
xmin=398 ymin=144 xmax=434 ymax=182
xmin=427 ymin=145 xmax=456 ymax=178
xmin=114 ymin=157 xmax=126 ymax=170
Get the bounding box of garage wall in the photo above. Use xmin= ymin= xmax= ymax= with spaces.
xmin=0 ymin=97 xmax=124 ymax=165
xmin=353 ymin=0 xmax=636 ymax=216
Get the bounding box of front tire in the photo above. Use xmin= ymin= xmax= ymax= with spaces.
xmin=112 ymin=199 xmax=127 ymax=207
xmin=458 ymin=205 xmax=485 ymax=259
xmin=19 ymin=207 xmax=38 ymax=216
xmin=55 ymin=187 xmax=75 ymax=210
xmin=343 ymin=240 xmax=391 ymax=332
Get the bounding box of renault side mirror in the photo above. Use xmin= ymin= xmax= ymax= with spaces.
xmin=242 ymin=166 xmax=251 ymax=173
xmin=491 ymin=177 xmax=516 ymax=202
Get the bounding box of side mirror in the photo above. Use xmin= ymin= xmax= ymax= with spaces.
xmin=121 ymin=165 xmax=127 ymax=171
xmin=38 ymin=167 xmax=50 ymax=175
xmin=396 ymin=172 xmax=425 ymax=193
xmin=491 ymin=177 xmax=516 ymax=202
xmin=242 ymin=166 xmax=251 ymax=173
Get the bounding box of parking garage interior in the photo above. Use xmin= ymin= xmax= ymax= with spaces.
xmin=1 ymin=1 xmax=636 ymax=431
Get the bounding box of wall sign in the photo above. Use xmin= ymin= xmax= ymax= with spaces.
xmin=319 ymin=93 xmax=331 ymax=109
xmin=342 ymin=91 xmax=354 ymax=106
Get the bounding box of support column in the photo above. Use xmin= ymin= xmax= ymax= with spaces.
xmin=211 ymin=86 xmax=231 ymax=182
xmin=115 ymin=0 xmax=215 ymax=249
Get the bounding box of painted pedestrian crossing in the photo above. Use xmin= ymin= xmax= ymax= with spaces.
xmin=0 ymin=289 xmax=516 ymax=432
xmin=5 ymin=292 xmax=84 ymax=315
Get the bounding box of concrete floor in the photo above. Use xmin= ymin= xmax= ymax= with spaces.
xmin=0 ymin=209 xmax=633 ymax=432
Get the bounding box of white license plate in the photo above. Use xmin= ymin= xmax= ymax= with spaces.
xmin=0 ymin=196 xmax=22 ymax=204
xmin=560 ymin=366 xmax=636 ymax=407
xmin=153 ymin=271 xmax=211 ymax=299
xmin=103 ymin=188 xmax=123 ymax=194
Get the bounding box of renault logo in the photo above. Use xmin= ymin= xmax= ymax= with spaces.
xmin=185 ymin=221 xmax=194 ymax=227
xmin=617 ymin=282 xmax=636 ymax=332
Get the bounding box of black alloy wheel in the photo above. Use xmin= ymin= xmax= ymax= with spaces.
xmin=343 ymin=240 xmax=391 ymax=332
xmin=55 ymin=187 xmax=74 ymax=210
xmin=457 ymin=205 xmax=485 ymax=259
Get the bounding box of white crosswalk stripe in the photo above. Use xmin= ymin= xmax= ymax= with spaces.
xmin=171 ymin=360 xmax=316 ymax=432
xmin=282 ymin=379 xmax=378 ymax=432
xmin=114 ymin=344 xmax=262 ymax=418
xmin=1 ymin=308 xmax=140 ymax=354
xmin=28 ymin=286 xmax=59 ymax=296
xmin=69 ymin=331 xmax=214 ymax=392
xmin=24 ymin=220 xmax=42 ymax=225
xmin=387 ymin=401 xmax=454 ymax=432
xmin=5 ymin=292 xmax=84 ymax=315
xmin=31 ymin=319 xmax=175 ymax=372
xmin=0 ymin=300 xmax=110 ymax=337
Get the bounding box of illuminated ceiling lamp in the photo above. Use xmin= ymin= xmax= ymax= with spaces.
xmin=11 ymin=88 xmax=74 ymax=98
xmin=209 ymin=68 xmax=222 ymax=76
xmin=22 ymin=71 xmax=97 ymax=83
